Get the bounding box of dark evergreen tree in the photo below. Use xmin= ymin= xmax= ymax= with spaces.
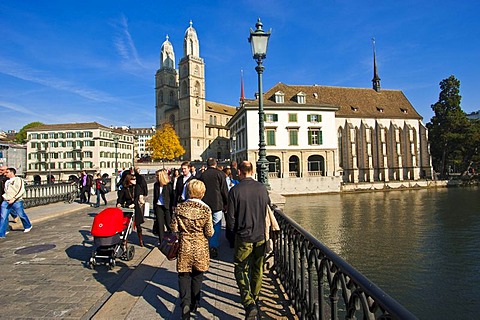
xmin=427 ymin=75 xmax=475 ymax=177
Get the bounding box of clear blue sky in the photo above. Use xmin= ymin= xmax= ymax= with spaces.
xmin=1 ymin=1 xmax=479 ymax=132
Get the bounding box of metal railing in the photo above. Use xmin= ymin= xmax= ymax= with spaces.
xmin=271 ymin=207 xmax=417 ymax=320
xmin=24 ymin=182 xmax=78 ymax=208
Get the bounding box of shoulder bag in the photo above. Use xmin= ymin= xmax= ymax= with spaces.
xmin=158 ymin=232 xmax=179 ymax=260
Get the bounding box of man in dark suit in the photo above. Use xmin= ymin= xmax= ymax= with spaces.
xmin=226 ymin=161 xmax=270 ymax=319
xmin=173 ymin=161 xmax=195 ymax=207
xmin=199 ymin=157 xmax=228 ymax=258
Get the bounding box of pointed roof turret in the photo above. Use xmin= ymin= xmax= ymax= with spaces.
xmin=160 ymin=35 xmax=175 ymax=69
xmin=372 ymin=38 xmax=381 ymax=92
xmin=184 ymin=20 xmax=200 ymax=57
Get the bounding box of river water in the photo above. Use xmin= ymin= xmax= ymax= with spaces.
xmin=283 ymin=186 xmax=480 ymax=319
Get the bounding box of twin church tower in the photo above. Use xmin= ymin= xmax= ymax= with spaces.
xmin=155 ymin=21 xmax=236 ymax=161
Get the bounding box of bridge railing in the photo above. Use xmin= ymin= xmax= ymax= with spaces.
xmin=24 ymin=182 xmax=78 ymax=208
xmin=271 ymin=207 xmax=417 ymax=320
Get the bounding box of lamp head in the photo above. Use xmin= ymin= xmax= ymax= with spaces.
xmin=249 ymin=18 xmax=271 ymax=61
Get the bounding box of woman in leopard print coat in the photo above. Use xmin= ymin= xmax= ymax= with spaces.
xmin=171 ymin=179 xmax=214 ymax=318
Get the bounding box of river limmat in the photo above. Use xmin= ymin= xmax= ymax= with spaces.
xmin=284 ymin=186 xmax=480 ymax=320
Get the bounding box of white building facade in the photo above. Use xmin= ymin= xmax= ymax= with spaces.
xmin=25 ymin=122 xmax=134 ymax=182
xmin=229 ymin=83 xmax=433 ymax=183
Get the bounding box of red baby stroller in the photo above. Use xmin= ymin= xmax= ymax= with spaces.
xmin=88 ymin=207 xmax=135 ymax=269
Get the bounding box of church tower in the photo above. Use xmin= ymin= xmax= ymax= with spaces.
xmin=155 ymin=35 xmax=178 ymax=127
xmin=177 ymin=21 xmax=206 ymax=160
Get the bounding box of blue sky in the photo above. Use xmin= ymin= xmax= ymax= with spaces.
xmin=1 ymin=1 xmax=479 ymax=132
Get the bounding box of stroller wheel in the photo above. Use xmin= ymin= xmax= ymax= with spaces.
xmin=126 ymin=245 xmax=135 ymax=261
xmin=88 ymin=258 xmax=95 ymax=269
xmin=109 ymin=258 xmax=116 ymax=270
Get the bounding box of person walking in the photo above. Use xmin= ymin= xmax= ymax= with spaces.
xmin=199 ymin=157 xmax=228 ymax=258
xmin=94 ymin=173 xmax=108 ymax=207
xmin=170 ymin=179 xmax=214 ymax=319
xmin=174 ymin=161 xmax=196 ymax=207
xmin=0 ymin=166 xmax=18 ymax=223
xmin=116 ymin=173 xmax=146 ymax=247
xmin=226 ymin=161 xmax=270 ymax=319
xmin=0 ymin=167 xmax=32 ymax=238
xmin=153 ymin=169 xmax=173 ymax=242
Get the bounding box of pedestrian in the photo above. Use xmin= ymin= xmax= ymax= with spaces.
xmin=170 ymin=179 xmax=214 ymax=319
xmin=171 ymin=168 xmax=180 ymax=191
xmin=0 ymin=166 xmax=18 ymax=223
xmin=80 ymin=170 xmax=93 ymax=204
xmin=231 ymin=160 xmax=240 ymax=181
xmin=226 ymin=161 xmax=270 ymax=319
xmin=94 ymin=173 xmax=108 ymax=207
xmin=153 ymin=169 xmax=174 ymax=242
xmin=174 ymin=161 xmax=196 ymax=207
xmin=116 ymin=173 xmax=146 ymax=247
xmin=0 ymin=167 xmax=33 ymax=238
xmin=199 ymin=157 xmax=228 ymax=258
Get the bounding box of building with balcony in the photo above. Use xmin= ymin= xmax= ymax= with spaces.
xmin=25 ymin=122 xmax=134 ymax=183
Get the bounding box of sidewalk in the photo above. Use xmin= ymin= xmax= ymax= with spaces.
xmin=11 ymin=188 xmax=296 ymax=319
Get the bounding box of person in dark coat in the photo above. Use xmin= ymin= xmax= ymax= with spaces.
xmin=174 ymin=161 xmax=196 ymax=207
xmin=226 ymin=161 xmax=270 ymax=319
xmin=153 ymin=169 xmax=174 ymax=242
xmin=199 ymin=157 xmax=228 ymax=258
xmin=116 ymin=173 xmax=146 ymax=247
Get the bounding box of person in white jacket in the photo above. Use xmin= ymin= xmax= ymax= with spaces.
xmin=0 ymin=167 xmax=32 ymax=238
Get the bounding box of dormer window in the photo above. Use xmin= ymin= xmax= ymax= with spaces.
xmin=274 ymin=91 xmax=284 ymax=104
xmin=297 ymin=92 xmax=306 ymax=104
xmin=377 ymin=107 xmax=384 ymax=113
xmin=351 ymin=106 xmax=359 ymax=112
xmin=400 ymin=108 xmax=408 ymax=114
xmin=313 ymin=93 xmax=318 ymax=99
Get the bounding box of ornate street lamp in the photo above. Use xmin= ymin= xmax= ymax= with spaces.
xmin=113 ymin=135 xmax=119 ymax=190
xmin=249 ymin=18 xmax=271 ymax=189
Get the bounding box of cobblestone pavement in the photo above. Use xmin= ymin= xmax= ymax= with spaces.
xmin=0 ymin=203 xmax=156 ymax=319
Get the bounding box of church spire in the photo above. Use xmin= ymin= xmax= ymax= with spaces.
xmin=240 ymin=69 xmax=245 ymax=106
xmin=372 ymin=38 xmax=381 ymax=92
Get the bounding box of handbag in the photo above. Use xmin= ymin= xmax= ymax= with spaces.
xmin=158 ymin=232 xmax=179 ymax=260
xmin=143 ymin=202 xmax=152 ymax=217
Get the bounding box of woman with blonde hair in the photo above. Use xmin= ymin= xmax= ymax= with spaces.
xmin=171 ymin=179 xmax=214 ymax=319
xmin=153 ymin=169 xmax=173 ymax=242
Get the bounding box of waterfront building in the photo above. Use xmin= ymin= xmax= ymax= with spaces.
xmin=129 ymin=126 xmax=156 ymax=160
xmin=25 ymin=122 xmax=134 ymax=182
xmin=229 ymin=62 xmax=433 ymax=184
xmin=154 ymin=21 xmax=236 ymax=161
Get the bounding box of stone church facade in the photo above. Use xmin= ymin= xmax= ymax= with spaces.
xmin=154 ymin=22 xmax=236 ymax=161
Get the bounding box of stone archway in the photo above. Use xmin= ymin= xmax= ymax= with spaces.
xmin=288 ymin=155 xmax=300 ymax=177
xmin=266 ymin=155 xmax=281 ymax=178
xmin=307 ymin=155 xmax=325 ymax=176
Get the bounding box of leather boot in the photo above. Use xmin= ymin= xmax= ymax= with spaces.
xmin=138 ymin=230 xmax=144 ymax=247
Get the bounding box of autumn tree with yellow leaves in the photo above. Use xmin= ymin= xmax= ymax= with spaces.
xmin=146 ymin=123 xmax=185 ymax=161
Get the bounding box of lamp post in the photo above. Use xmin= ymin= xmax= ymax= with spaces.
xmin=249 ymin=18 xmax=271 ymax=189
xmin=113 ymin=135 xmax=119 ymax=189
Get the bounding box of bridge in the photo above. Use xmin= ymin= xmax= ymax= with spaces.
xmin=0 ymin=183 xmax=417 ymax=319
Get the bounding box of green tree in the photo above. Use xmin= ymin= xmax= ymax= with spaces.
xmin=14 ymin=121 xmax=44 ymax=144
xmin=146 ymin=123 xmax=185 ymax=161
xmin=427 ymin=76 xmax=469 ymax=177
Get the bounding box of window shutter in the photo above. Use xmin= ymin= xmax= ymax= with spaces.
xmin=319 ymin=130 xmax=323 ymax=144
xmin=273 ymin=114 xmax=278 ymax=121
xmin=319 ymin=114 xmax=322 ymax=122
xmin=308 ymin=130 xmax=312 ymax=145
xmin=307 ymin=114 xmax=311 ymax=122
